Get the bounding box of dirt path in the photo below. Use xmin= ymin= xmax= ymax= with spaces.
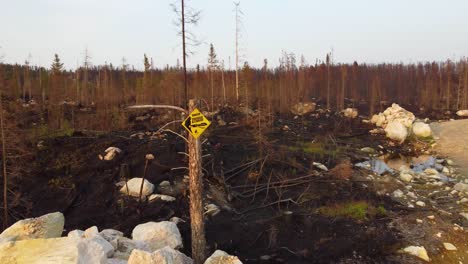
xmin=431 ymin=119 xmax=468 ymax=177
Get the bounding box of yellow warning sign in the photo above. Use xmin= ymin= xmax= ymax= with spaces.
xmin=182 ymin=108 xmax=211 ymax=139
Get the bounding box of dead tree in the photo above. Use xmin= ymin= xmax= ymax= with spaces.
xmin=0 ymin=90 xmax=7 ymax=229
xmin=128 ymin=100 xmax=206 ymax=264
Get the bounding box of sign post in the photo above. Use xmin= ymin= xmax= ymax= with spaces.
xmin=183 ymin=99 xmax=210 ymax=264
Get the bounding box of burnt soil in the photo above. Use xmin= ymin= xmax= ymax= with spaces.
xmin=4 ymin=106 xmax=468 ymax=264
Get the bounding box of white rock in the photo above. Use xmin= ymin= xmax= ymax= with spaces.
xmin=313 ymin=162 xmax=328 ymax=171
xmin=427 ymin=215 xmax=435 ymax=220
xmin=342 ymin=108 xmax=358 ymax=119
xmin=424 ymin=168 xmax=439 ymax=175
xmin=460 ymin=212 xmax=468 ymax=221
xmin=400 ymin=173 xmax=413 ymax=183
xmin=132 ymin=221 xmax=182 ymax=252
xmin=84 ymin=226 xmax=99 ymax=238
xmin=0 ymin=212 xmax=64 ymax=242
xmin=416 ymin=201 xmax=426 ymax=207
xmin=456 ymin=110 xmax=468 ymax=116
xmin=454 ymin=183 xmax=468 ymax=193
xmin=148 ymin=194 xmax=176 ymax=202
xmin=443 ymin=242 xmax=457 ymax=251
xmin=87 ymin=235 xmax=115 ymax=258
xmin=68 ymin=229 xmax=85 ymax=239
xmin=393 ymin=189 xmax=405 ymax=198
xmin=120 ymin=178 xmax=155 ymax=198
xmin=385 ymin=121 xmax=408 ymax=143
xmin=412 ymin=122 xmax=432 ymax=138
xmin=403 ymin=246 xmax=430 ymax=262
xmin=104 ymin=147 xmax=122 ymax=161
xmin=204 ymin=204 xmax=221 ymax=217
xmin=360 ymin=147 xmax=376 ymax=154
xmin=128 ymin=247 xmax=193 ymax=264
xmin=416 ymin=219 xmax=423 ymax=224
xmin=442 ymin=166 xmax=450 ymax=175
xmin=0 ymin=237 xmax=107 ymax=264
xmin=159 ymin=181 xmax=171 ymax=187
xmin=204 ymin=250 xmax=243 ymax=264
xmin=446 ymin=159 xmax=455 ymax=166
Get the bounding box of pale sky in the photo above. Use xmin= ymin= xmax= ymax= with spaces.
xmin=0 ymin=0 xmax=467 ymax=70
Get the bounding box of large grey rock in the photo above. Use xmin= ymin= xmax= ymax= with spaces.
xmin=0 ymin=237 xmax=106 ymax=264
xmin=204 ymin=250 xmax=243 ymax=264
xmin=128 ymin=247 xmax=192 ymax=264
xmin=120 ymin=178 xmax=155 ymax=198
xmin=132 ymin=221 xmax=182 ymax=252
xmin=0 ymin=212 xmax=64 ymax=242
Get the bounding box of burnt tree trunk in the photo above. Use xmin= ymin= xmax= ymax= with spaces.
xmin=188 ymin=99 xmax=206 ymax=264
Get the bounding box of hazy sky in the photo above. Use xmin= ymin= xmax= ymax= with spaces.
xmin=1 ymin=0 xmax=467 ymax=70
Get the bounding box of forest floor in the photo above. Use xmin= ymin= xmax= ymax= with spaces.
xmin=4 ymin=104 xmax=468 ymax=264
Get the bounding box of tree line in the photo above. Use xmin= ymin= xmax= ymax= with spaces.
xmin=0 ymin=50 xmax=467 ymax=129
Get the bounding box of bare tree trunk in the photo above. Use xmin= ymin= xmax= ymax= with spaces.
xmin=182 ymin=0 xmax=188 ymax=107
xmin=188 ymin=99 xmax=206 ymax=264
xmin=221 ymin=64 xmax=226 ymax=105
xmin=235 ymin=2 xmax=240 ymax=103
xmin=0 ymin=90 xmax=8 ymax=229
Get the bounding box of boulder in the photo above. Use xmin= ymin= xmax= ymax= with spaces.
xmin=290 ymin=102 xmax=316 ymax=116
xmin=384 ymin=121 xmax=408 ymax=143
xmin=0 ymin=212 xmax=64 ymax=242
xmin=402 ymin=246 xmax=430 ymax=262
xmin=132 ymin=221 xmax=182 ymax=252
xmin=342 ymin=108 xmax=358 ymax=119
xmin=120 ymin=178 xmax=155 ymax=198
xmin=0 ymin=237 xmax=106 ymax=264
xmin=128 ymin=247 xmax=192 ymax=264
xmin=456 ymin=110 xmax=468 ymax=117
xmin=204 ymin=250 xmax=242 ymax=264
xmin=412 ymin=122 xmax=432 ymax=138
xmin=87 ymin=235 xmax=115 ymax=258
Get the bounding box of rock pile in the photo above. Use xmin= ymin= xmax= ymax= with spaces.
xmin=370 ymin=103 xmax=433 ymax=142
xmin=0 ymin=213 xmax=242 ymax=264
